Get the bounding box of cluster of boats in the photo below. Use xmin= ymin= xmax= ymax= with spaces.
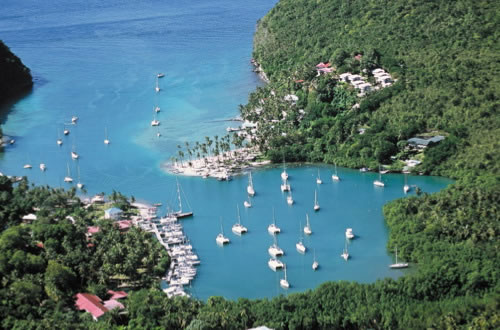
xmin=150 ymin=73 xmax=164 ymax=135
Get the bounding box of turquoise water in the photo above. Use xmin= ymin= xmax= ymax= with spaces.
xmin=0 ymin=0 xmax=451 ymax=300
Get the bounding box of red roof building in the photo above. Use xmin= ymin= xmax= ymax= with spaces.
xmin=75 ymin=293 xmax=108 ymax=320
xmin=316 ymin=62 xmax=331 ymax=68
xmin=87 ymin=226 xmax=100 ymax=236
xmin=115 ymin=220 xmax=132 ymax=231
xmin=108 ymin=290 xmax=128 ymax=300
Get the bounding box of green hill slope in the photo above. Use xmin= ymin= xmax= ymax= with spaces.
xmin=0 ymin=40 xmax=33 ymax=105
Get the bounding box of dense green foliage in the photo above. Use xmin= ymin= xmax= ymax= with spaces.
xmin=0 ymin=40 xmax=32 ymax=105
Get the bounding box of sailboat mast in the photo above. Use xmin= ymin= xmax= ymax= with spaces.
xmin=176 ymin=180 xmax=182 ymax=213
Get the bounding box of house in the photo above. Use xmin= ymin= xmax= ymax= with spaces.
xmin=115 ymin=220 xmax=132 ymax=232
xmin=339 ymin=73 xmax=352 ymax=82
xmin=284 ymin=94 xmax=299 ymax=103
xmin=372 ymin=68 xmax=385 ymax=74
xmin=407 ymin=136 xmax=445 ymax=148
xmin=22 ymin=213 xmax=37 ymax=224
xmin=91 ymin=194 xmax=105 ymax=204
xmin=87 ymin=226 xmax=100 ymax=237
xmin=357 ymin=83 xmax=372 ymax=92
xmin=75 ymin=291 xmax=127 ymax=321
xmin=104 ymin=207 xmax=123 ymax=220
xmin=315 ymin=62 xmax=331 ymax=69
xmin=349 ymin=74 xmax=363 ymax=81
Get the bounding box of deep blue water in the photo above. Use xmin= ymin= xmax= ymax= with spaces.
xmin=0 ymin=0 xmax=451 ymax=300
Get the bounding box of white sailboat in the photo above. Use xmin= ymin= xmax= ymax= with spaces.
xmin=312 ymin=249 xmax=319 ymax=270
xmin=267 ymin=209 xmax=281 ymax=235
xmin=151 ymin=112 xmax=160 ymax=126
xmin=268 ymin=257 xmax=284 ymax=271
xmin=287 ymin=190 xmax=294 ymax=205
xmin=232 ymin=204 xmax=247 ymax=235
xmin=403 ymin=174 xmax=410 ymax=193
xmin=57 ymin=129 xmax=63 ymax=146
xmin=268 ymin=234 xmax=284 ymax=257
xmin=280 ymin=264 xmax=290 ymax=289
xmin=63 ymin=126 xmax=70 ymax=135
xmin=345 ymin=228 xmax=355 ymax=239
xmin=313 ymin=190 xmax=320 ymax=211
xmin=247 ymin=172 xmax=255 ymax=196
xmin=389 ymin=246 xmax=408 ymax=269
xmin=216 ymin=217 xmax=230 ymax=245
xmin=155 ymin=106 xmax=161 ymax=113
xmin=64 ymin=163 xmax=73 ymax=183
xmin=332 ymin=162 xmax=340 ymax=181
xmin=296 ymin=222 xmax=306 ymax=254
xmin=281 ymin=158 xmax=288 ymax=180
xmin=157 ymin=73 xmax=165 ymax=78
xmin=39 ymin=163 xmax=46 ymax=172
xmin=71 ymin=116 xmax=78 ymax=124
xmin=280 ymin=178 xmax=290 ymax=192
xmin=303 ymin=214 xmax=312 ymax=235
xmin=104 ymin=127 xmax=110 ymax=145
xmin=172 ymin=179 xmax=193 ymax=218
xmin=155 ymin=76 xmax=160 ymax=92
xmin=341 ymin=238 xmax=349 ymax=261
xmin=243 ymin=195 xmax=252 ymax=208
xmin=76 ymin=165 xmax=84 ymax=189
xmin=316 ymin=169 xmax=322 ymax=184
xmin=23 ymin=164 xmax=32 ymax=169
xmin=373 ymin=165 xmax=385 ymax=187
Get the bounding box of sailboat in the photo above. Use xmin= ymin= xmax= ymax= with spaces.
xmin=303 ymin=214 xmax=312 ymax=235
xmin=268 ymin=234 xmax=284 ymax=257
xmin=403 ymin=173 xmax=410 ymax=193
xmin=71 ymin=116 xmax=78 ymax=124
xmin=268 ymin=257 xmax=284 ymax=271
xmin=280 ymin=178 xmax=290 ymax=192
xmin=312 ymin=249 xmax=319 ymax=270
xmin=389 ymin=246 xmax=408 ymax=269
xmin=345 ymin=228 xmax=355 ymax=239
xmin=281 ymin=158 xmax=288 ymax=180
xmin=247 ymin=172 xmax=255 ymax=196
xmin=39 ymin=163 xmax=46 ymax=171
xmin=296 ymin=222 xmax=306 ymax=253
xmin=286 ymin=190 xmax=294 ymax=205
xmin=155 ymin=76 xmax=160 ymax=92
xmin=172 ymin=180 xmax=193 ymax=218
xmin=155 ymin=106 xmax=161 ymax=113
xmin=232 ymin=204 xmax=247 ymax=235
xmin=267 ymin=208 xmax=281 ymax=235
xmin=316 ymin=169 xmax=322 ymax=184
xmin=157 ymin=73 xmax=165 ymax=78
xmin=23 ymin=164 xmax=32 ymax=169
xmin=71 ymin=142 xmax=79 ymax=160
xmin=63 ymin=126 xmax=70 ymax=135
xmin=332 ymin=162 xmax=340 ymax=181
xmin=64 ymin=163 xmax=73 ymax=183
xmin=373 ymin=165 xmax=385 ymax=187
xmin=57 ymin=129 xmax=63 ymax=146
xmin=243 ymin=196 xmax=252 ymax=208
xmin=280 ymin=264 xmax=290 ymax=289
xmin=340 ymin=238 xmax=349 ymax=261
xmin=151 ymin=111 xmax=160 ymax=126
xmin=313 ymin=190 xmax=320 ymax=211
xmin=104 ymin=127 xmax=110 ymax=145
xmin=76 ymin=164 xmax=84 ymax=189
xmin=216 ymin=217 xmax=230 ymax=245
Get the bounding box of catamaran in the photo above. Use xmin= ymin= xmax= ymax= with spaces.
xmin=287 ymin=190 xmax=294 ymax=205
xmin=314 ymin=190 xmax=320 ymax=211
xmin=373 ymin=165 xmax=385 ymax=187
xmin=280 ymin=264 xmax=290 ymax=289
xmin=104 ymin=127 xmax=110 ymax=145
xmin=172 ymin=180 xmax=193 ymax=218
xmin=71 ymin=116 xmax=78 ymax=124
xmin=296 ymin=222 xmax=306 ymax=253
xmin=341 ymin=238 xmax=349 ymax=261
xmin=64 ymin=163 xmax=73 ymax=183
xmin=316 ymin=169 xmax=322 ymax=184
xmin=232 ymin=204 xmax=247 ymax=235
xmin=268 ymin=234 xmax=284 ymax=257
xmin=389 ymin=246 xmax=408 ymax=269
xmin=280 ymin=178 xmax=290 ymax=192
xmin=267 ymin=209 xmax=281 ymax=235
xmin=216 ymin=217 xmax=230 ymax=245
xmin=247 ymin=172 xmax=255 ymax=196
xmin=332 ymin=162 xmax=340 ymax=181
xmin=403 ymin=173 xmax=410 ymax=193
xmin=312 ymin=249 xmax=319 ymax=270
xmin=268 ymin=257 xmax=284 ymax=271
xmin=304 ymin=214 xmax=312 ymax=235
xmin=345 ymin=228 xmax=355 ymax=239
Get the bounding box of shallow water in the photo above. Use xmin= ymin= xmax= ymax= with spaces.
xmin=0 ymin=0 xmax=451 ymax=300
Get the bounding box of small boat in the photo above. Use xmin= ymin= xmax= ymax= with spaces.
xmin=268 ymin=234 xmax=284 ymax=257
xmin=247 ymin=172 xmax=255 ymax=196
xmin=71 ymin=116 xmax=78 ymax=124
xmin=267 ymin=209 xmax=281 ymax=235
xmin=312 ymin=249 xmax=319 ymax=270
xmin=153 ymin=203 xmax=163 ymax=207
xmin=216 ymin=217 xmax=230 ymax=245
xmin=155 ymin=106 xmax=161 ymax=113
xmin=359 ymin=167 xmax=368 ymax=172
xmin=71 ymin=151 xmax=79 ymax=160
xmin=76 ymin=165 xmax=84 ymax=189
xmin=332 ymin=162 xmax=340 ymax=181
xmin=373 ymin=165 xmax=385 ymax=187
xmin=287 ymin=190 xmax=294 ymax=205
xmin=268 ymin=257 xmax=284 ymax=271
xmin=296 ymin=222 xmax=306 ymax=253
xmin=313 ymin=190 xmax=320 ymax=211
xmin=232 ymin=205 xmax=247 ymax=235
xmin=280 ymin=264 xmax=290 ymax=289
xmin=345 ymin=228 xmax=355 ymax=239
xmin=39 ymin=163 xmax=46 ymax=171
xmin=151 ymin=119 xmax=160 ymax=126
xmin=64 ymin=163 xmax=73 ymax=183
xmin=155 ymin=76 xmax=160 ymax=92
xmin=157 ymin=73 xmax=165 ymax=78
xmin=243 ymin=196 xmax=252 ymax=208
xmin=304 ymin=214 xmax=312 ymax=235
xmin=104 ymin=127 xmax=110 ymax=145
xmin=389 ymin=246 xmax=408 ymax=269
xmin=23 ymin=164 xmax=32 ymax=169
xmin=9 ymin=139 xmax=15 ymax=144
xmin=280 ymin=178 xmax=290 ymax=192
xmin=57 ymin=138 xmax=63 ymax=146
xmin=341 ymin=238 xmax=349 ymax=261
xmin=63 ymin=129 xmax=70 ymax=135
xmin=281 ymin=158 xmax=288 ymax=180
xmin=316 ymin=169 xmax=322 ymax=184
xmin=403 ymin=173 xmax=410 ymax=193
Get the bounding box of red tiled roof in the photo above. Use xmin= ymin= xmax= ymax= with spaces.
xmin=108 ymin=290 xmax=128 ymax=300
xmin=36 ymin=242 xmax=44 ymax=249
xmin=294 ymin=79 xmax=304 ymax=83
xmin=75 ymin=293 xmax=108 ymax=319
xmin=87 ymin=226 xmax=100 ymax=235
xmin=115 ymin=220 xmax=132 ymax=230
xmin=103 ymin=299 xmax=124 ymax=311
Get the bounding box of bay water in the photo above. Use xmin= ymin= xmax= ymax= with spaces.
xmin=0 ymin=0 xmax=451 ymax=300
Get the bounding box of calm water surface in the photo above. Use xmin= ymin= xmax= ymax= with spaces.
xmin=0 ymin=0 xmax=451 ymax=300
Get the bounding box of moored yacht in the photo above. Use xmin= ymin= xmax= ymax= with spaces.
xmin=57 ymin=138 xmax=63 ymax=146
xmin=247 ymin=172 xmax=255 ymax=196
xmin=312 ymin=249 xmax=319 ymax=270
xmin=76 ymin=165 xmax=84 ymax=189
xmin=216 ymin=218 xmax=230 ymax=245
xmin=23 ymin=164 xmax=32 ymax=169
xmin=332 ymin=162 xmax=340 ymax=181
xmin=267 ymin=209 xmax=281 ymax=235
xmin=155 ymin=106 xmax=161 ymax=113
xmin=243 ymin=196 xmax=252 ymax=208
xmin=373 ymin=165 xmax=385 ymax=187
xmin=280 ymin=264 xmax=290 ymax=289
xmin=280 ymin=179 xmax=290 ymax=192
xmin=403 ymin=173 xmax=410 ymax=193
xmin=104 ymin=127 xmax=110 ymax=145
xmin=341 ymin=238 xmax=349 ymax=261
xmin=281 ymin=159 xmax=288 ymax=180
xmin=316 ymin=169 xmax=322 ymax=184
xmin=389 ymin=246 xmax=408 ymax=269
xmin=64 ymin=163 xmax=73 ymax=183
xmin=151 ymin=119 xmax=160 ymax=126
xmin=345 ymin=228 xmax=355 ymax=239
xmin=268 ymin=257 xmax=284 ymax=271
xmin=71 ymin=116 xmax=78 ymax=124
xmin=313 ymin=190 xmax=320 ymax=211
xmin=287 ymin=190 xmax=294 ymax=205
xmin=303 ymin=214 xmax=312 ymax=235
xmin=71 ymin=151 xmax=79 ymax=160
xmin=39 ymin=163 xmax=46 ymax=171
xmin=268 ymin=234 xmax=284 ymax=257
xmin=232 ymin=205 xmax=247 ymax=235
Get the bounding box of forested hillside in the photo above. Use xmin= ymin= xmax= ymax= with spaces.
xmin=0 ymin=40 xmax=32 ymax=105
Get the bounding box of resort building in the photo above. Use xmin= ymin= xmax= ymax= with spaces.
xmin=407 ymin=135 xmax=445 ymax=148
xmin=104 ymin=207 xmax=123 ymax=220
xmin=74 ymin=290 xmax=127 ymax=321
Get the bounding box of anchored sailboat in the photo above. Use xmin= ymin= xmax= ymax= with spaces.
xmin=216 ymin=217 xmax=230 ymax=245
xmin=403 ymin=173 xmax=410 ymax=193
xmin=332 ymin=162 xmax=340 ymax=181
xmin=172 ymin=180 xmax=193 ymax=218
xmin=341 ymin=238 xmax=349 ymax=261
xmin=155 ymin=76 xmax=160 ymax=92
xmin=389 ymin=246 xmax=408 ymax=269
xmin=280 ymin=264 xmax=290 ymax=289
xmin=303 ymin=214 xmax=312 ymax=235
xmin=316 ymin=169 xmax=322 ymax=184
xmin=281 ymin=158 xmax=288 ymax=180
xmin=76 ymin=164 xmax=84 ymax=189
xmin=243 ymin=195 xmax=252 ymax=208
xmin=247 ymin=172 xmax=255 ymax=196
xmin=312 ymin=249 xmax=319 ymax=270
xmin=314 ymin=190 xmax=320 ymax=211
xmin=268 ymin=234 xmax=284 ymax=257
xmin=296 ymin=221 xmax=306 ymax=254
xmin=232 ymin=204 xmax=247 ymax=235
xmin=104 ymin=127 xmax=110 ymax=145
xmin=373 ymin=165 xmax=385 ymax=187
xmin=287 ymin=190 xmax=294 ymax=205
xmin=64 ymin=163 xmax=73 ymax=183
xmin=280 ymin=178 xmax=290 ymax=192
xmin=267 ymin=208 xmax=281 ymax=235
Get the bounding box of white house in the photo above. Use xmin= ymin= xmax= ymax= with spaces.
xmin=104 ymin=207 xmax=123 ymax=220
